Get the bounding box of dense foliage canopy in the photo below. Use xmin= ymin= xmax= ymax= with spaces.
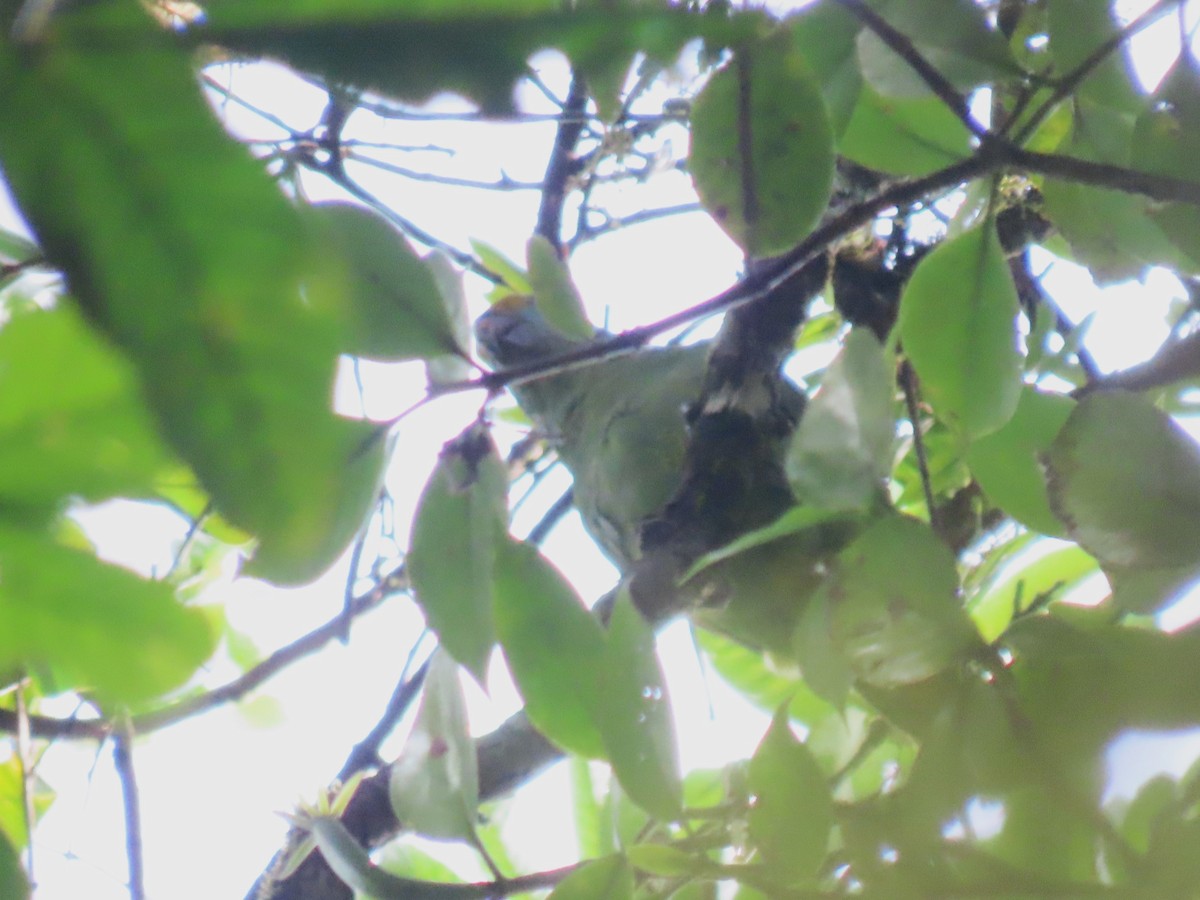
xmin=4 ymin=1 xmax=1200 ymax=898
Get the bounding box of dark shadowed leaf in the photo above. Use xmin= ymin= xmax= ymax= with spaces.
xmin=690 ymin=33 xmax=835 ymax=256
xmin=408 ymin=423 xmax=507 ymax=682
xmin=593 ymin=594 xmax=681 ymax=821
xmin=306 ymin=202 xmax=463 ymax=362
xmin=0 ymin=525 xmax=215 ymax=702
xmin=898 ymin=224 xmax=1022 ymax=438
xmin=966 ymin=386 xmax=1073 ymax=536
xmin=493 ymin=541 xmax=606 ymax=759
xmin=0 ymin=829 xmax=28 ymax=900
xmin=0 ymin=306 xmax=174 ymax=509
xmin=747 ymin=707 xmax=833 ymax=881
xmin=388 ymin=650 xmax=478 ymax=842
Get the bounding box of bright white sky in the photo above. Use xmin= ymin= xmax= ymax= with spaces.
xmin=6 ymin=2 xmax=1200 ymax=898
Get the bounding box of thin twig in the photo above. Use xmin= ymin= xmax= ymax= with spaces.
xmin=900 ymin=360 xmax=939 ymax=533
xmin=112 ymin=719 xmax=144 ymax=900
xmin=535 ymin=72 xmax=589 ymax=249
xmin=1010 ymin=0 xmax=1174 ymax=145
xmin=525 ymin=488 xmax=576 ymax=547
xmin=347 ymin=152 xmax=544 ymax=191
xmin=336 ymin=651 xmax=431 ymax=782
xmin=0 ymin=569 xmax=405 ymax=741
xmin=835 ymin=0 xmax=989 ymax=140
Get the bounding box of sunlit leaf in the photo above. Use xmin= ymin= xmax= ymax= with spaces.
xmin=747 ymin=708 xmax=833 ymax=881
xmin=547 ymin=854 xmax=633 ymax=900
xmin=0 ymin=306 xmax=175 ymax=509
xmin=570 ymin=757 xmax=615 ymax=860
xmin=388 ymin=650 xmax=479 ymax=842
xmin=408 ymin=423 xmax=506 ymax=682
xmin=786 ymin=329 xmax=895 ymax=511
xmin=966 ymin=386 xmax=1073 ymax=536
xmin=0 ymin=4 xmax=370 ymax=577
xmin=0 ymin=525 xmax=215 ymax=702
xmin=593 ymin=594 xmax=681 ymax=821
xmin=690 ymin=32 xmax=835 ymax=256
xmin=1046 ymin=0 xmax=1145 ymax=112
xmin=0 ymin=756 xmax=53 ymax=850
xmin=493 ymin=540 xmax=606 ymax=759
xmin=967 ymin=543 xmax=1098 ymax=643
xmin=838 ymin=84 xmax=972 ymax=176
xmin=305 ymin=201 xmax=463 ymax=362
xmin=898 ymin=224 xmax=1022 ymax=439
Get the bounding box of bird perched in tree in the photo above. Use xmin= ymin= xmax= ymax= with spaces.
xmin=475 ymin=296 xmax=708 ymax=571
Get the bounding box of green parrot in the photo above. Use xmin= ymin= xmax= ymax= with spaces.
xmin=475 ymin=296 xmax=708 ymax=570
xmin=475 ymin=296 xmax=847 ymax=660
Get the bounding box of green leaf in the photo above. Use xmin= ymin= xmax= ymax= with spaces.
xmin=967 ymin=543 xmax=1098 ymax=643
xmin=1043 ymin=392 xmax=1200 ymax=611
xmin=1046 ymin=0 xmax=1145 ymax=112
xmin=388 ymin=650 xmax=479 ymax=842
xmin=408 ymin=423 xmax=506 ymax=682
xmin=838 ymin=84 xmax=972 ymax=176
xmin=493 ymin=540 xmax=606 ymax=759
xmin=0 ymin=828 xmax=28 ymax=900
xmin=898 ymin=224 xmax=1022 ymax=439
xmin=0 ymin=524 xmax=215 ymax=702
xmin=0 ymin=6 xmax=369 ymax=576
xmin=747 ymin=708 xmax=833 ymax=881
xmin=690 ymin=32 xmax=835 ymax=256
xmin=472 ymin=239 xmax=532 ymax=297
xmin=825 ymin=516 xmax=977 ymax=687
xmin=547 ymin=854 xmax=633 ymax=900
xmin=423 ymin=251 xmax=475 ymax=387
xmin=593 ymin=594 xmax=681 ymax=822
xmin=786 ymin=329 xmax=895 ymax=511
xmin=527 ymin=236 xmax=593 ymax=341
xmin=0 ymin=306 xmax=175 ymax=509
xmin=627 ymin=844 xmax=705 ymax=877
xmin=856 ymin=0 xmax=1015 ymax=99
xmin=245 ymin=420 xmax=389 ymax=585
xmin=0 ymin=756 xmax=53 ymax=850
xmin=966 ymin=386 xmax=1074 ymax=536
xmin=305 ymin=202 xmax=463 ymax=362
xmin=570 ymin=757 xmax=615 ymax=859
xmin=786 ymin=3 xmax=863 ymax=137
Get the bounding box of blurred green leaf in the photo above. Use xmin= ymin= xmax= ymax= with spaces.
xmin=0 ymin=5 xmax=371 ymax=578
xmin=1046 ymin=0 xmax=1145 ymax=113
xmin=571 ymin=757 xmax=615 ymax=859
xmin=408 ymin=423 xmax=506 ymax=682
xmin=747 ymin=707 xmax=833 ymax=881
xmin=493 ymin=540 xmax=606 ymax=759
xmin=305 ymin=201 xmax=463 ymax=362
xmin=547 ymin=854 xmax=633 ymax=900
xmin=0 ymin=756 xmax=53 ymax=851
xmin=593 ymin=594 xmax=681 ymax=821
xmin=824 ymin=516 xmax=978 ymax=687
xmin=690 ymin=32 xmax=835 ymax=256
xmin=787 ymin=329 xmax=895 ymax=511
xmin=966 ymin=386 xmax=1073 ymax=536
xmin=627 ymin=843 xmax=705 ymax=877
xmin=793 ymin=592 xmax=854 ymax=708
xmin=0 ymin=828 xmax=28 ymax=900
xmin=527 ymin=235 xmax=593 ymax=341
xmin=967 ymin=542 xmax=1098 ymax=642
xmin=0 ymin=524 xmax=215 ymax=702
xmin=0 ymin=306 xmax=175 ymax=509
xmin=838 ymin=84 xmax=972 ymax=176
xmin=898 ymin=224 xmax=1022 ymax=439
xmin=1043 ymin=392 xmax=1200 ymax=612
xmin=388 ymin=650 xmax=479 ymax=842
xmin=856 ymin=0 xmax=1015 ymax=99
xmin=786 ymin=3 xmax=862 ymax=137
